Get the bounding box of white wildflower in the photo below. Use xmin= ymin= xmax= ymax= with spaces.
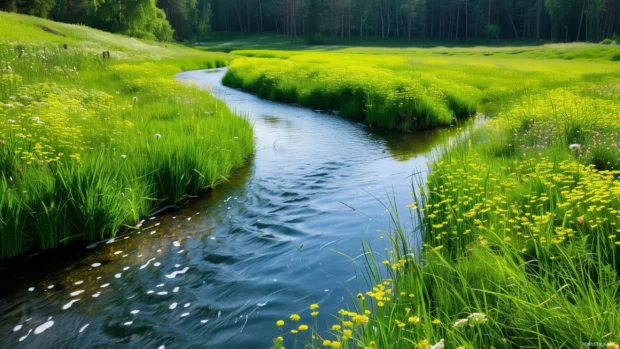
xmin=121 ymin=154 xmax=126 ymax=159
xmin=132 ymin=97 xmax=138 ymax=103
xmin=569 ymin=144 xmax=581 ymax=150
xmin=453 ymin=318 xmax=468 ymax=328
xmin=430 ymin=339 xmax=445 ymax=349
xmin=7 ymin=119 xmax=16 ymax=123
xmin=155 ymin=133 xmax=161 ymax=139
xmin=467 ymin=313 xmax=487 ymax=325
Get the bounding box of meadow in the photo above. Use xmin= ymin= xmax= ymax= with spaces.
xmin=230 ymin=45 xmax=620 ymax=348
xmin=0 ymin=13 xmax=254 ymax=258
xmin=222 ymin=44 xmax=620 ymax=132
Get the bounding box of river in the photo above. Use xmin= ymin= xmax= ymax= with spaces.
xmin=0 ymin=68 xmax=474 ymax=349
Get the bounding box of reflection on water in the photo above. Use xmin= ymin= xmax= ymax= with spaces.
xmin=0 ymin=68 xmax=475 ymax=349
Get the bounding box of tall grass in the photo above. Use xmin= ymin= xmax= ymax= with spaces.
xmin=222 ymin=46 xmax=619 ymax=132
xmin=266 ymin=47 xmax=620 ymax=349
xmin=0 ymin=17 xmax=254 ymax=259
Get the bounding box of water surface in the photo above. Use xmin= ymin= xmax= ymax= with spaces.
xmin=0 ymin=68 xmax=473 ymax=348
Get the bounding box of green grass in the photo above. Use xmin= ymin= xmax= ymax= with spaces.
xmin=256 ymin=44 xmax=620 ymax=348
xmin=196 ymin=33 xmax=545 ymax=52
xmin=220 ymin=44 xmax=619 ymax=132
xmin=0 ymin=13 xmax=254 ymax=258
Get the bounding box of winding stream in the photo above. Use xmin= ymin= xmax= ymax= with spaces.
xmin=0 ymin=68 xmax=474 ymax=348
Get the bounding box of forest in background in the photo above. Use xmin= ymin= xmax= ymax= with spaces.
xmin=1 ymin=0 xmax=619 ymax=44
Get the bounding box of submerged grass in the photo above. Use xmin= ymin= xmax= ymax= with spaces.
xmin=264 ymin=45 xmax=620 ymax=347
xmin=0 ymin=13 xmax=254 ymax=258
xmin=222 ymin=44 xmax=620 ymax=132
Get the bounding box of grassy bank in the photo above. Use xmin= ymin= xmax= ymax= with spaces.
xmin=264 ymin=46 xmax=620 ymax=348
xmin=0 ymin=13 xmax=254 ymax=259
xmin=221 ymin=44 xmax=620 ymax=132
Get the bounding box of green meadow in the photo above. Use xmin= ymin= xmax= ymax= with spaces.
xmin=216 ymin=45 xmax=620 ymax=348
xmin=0 ymin=12 xmax=253 ymax=258
xmin=2 ymin=9 xmax=620 ymax=348
xmin=222 ymin=44 xmax=620 ymax=132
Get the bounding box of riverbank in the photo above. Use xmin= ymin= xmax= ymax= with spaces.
xmin=0 ymin=13 xmax=254 ymax=259
xmin=220 ymin=44 xmax=620 ymax=132
xmin=258 ymin=46 xmax=620 ymax=347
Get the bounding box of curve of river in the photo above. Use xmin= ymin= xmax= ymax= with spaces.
xmin=0 ymin=68 xmax=474 ymax=349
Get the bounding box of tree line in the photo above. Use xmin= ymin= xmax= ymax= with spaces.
xmin=211 ymin=0 xmax=619 ymax=43
xmin=2 ymin=0 xmax=619 ymax=43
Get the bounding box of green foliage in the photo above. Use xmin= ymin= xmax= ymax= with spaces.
xmin=0 ymin=14 xmax=253 ymax=258
xmin=601 ymin=38 xmax=614 ymax=45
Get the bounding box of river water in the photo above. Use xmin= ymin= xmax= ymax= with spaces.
xmin=0 ymin=69 xmax=473 ymax=349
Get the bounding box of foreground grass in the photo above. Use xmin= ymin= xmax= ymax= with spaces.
xmin=0 ymin=13 xmax=254 ymax=258
xmin=265 ymin=47 xmax=620 ymax=348
xmin=222 ymin=44 xmax=620 ymax=132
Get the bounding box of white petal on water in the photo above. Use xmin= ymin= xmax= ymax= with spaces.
xmin=92 ymin=263 xmax=101 ymax=268
xmin=157 ymin=249 xmax=162 ymax=253
xmin=180 ymin=313 xmax=189 ymax=317
xmin=169 ymin=302 xmax=177 ymax=310
xmin=122 ymin=254 xmax=128 ymax=258
xmin=115 ymin=273 xmax=122 ymax=279
xmin=100 ymin=283 xmax=110 ymax=288
xmin=177 ymin=250 xmax=184 ymax=254
xmin=62 ymin=299 xmax=80 ymax=310
xmin=186 ymin=217 xmax=191 ymax=221
xmin=130 ymin=310 xmax=140 ymax=315
xmin=172 ymin=287 xmax=179 ymax=293
xmin=173 ymin=241 xmax=180 ymax=247
xmin=92 ymin=292 xmax=101 ymax=298
xmin=70 ymin=290 xmax=84 ymax=296
xmin=154 ymin=262 xmax=161 ymax=267
xmin=25 ymin=318 xmax=31 ymax=322
xmin=34 ymin=321 xmax=54 ymax=334
xmin=158 ymin=346 xmax=165 ymax=349
xmin=106 ymin=238 xmax=115 ymax=244
xmin=19 ymin=329 xmax=32 ymax=342
xmin=157 ymin=291 xmax=168 ymax=295
xmin=150 ymin=231 xmax=156 ymax=235
xmin=183 ymin=303 xmax=190 ymax=308
xmin=79 ymin=324 xmax=89 ymax=333
xmin=174 ymin=264 xmax=181 ymax=268
xmin=147 ymin=290 xmax=154 ymax=294
xmin=139 ymin=258 xmax=156 ymax=270
xmin=28 ymin=287 xmax=34 ymax=291
xmin=156 ymin=284 xmax=164 ymax=288
xmin=217 ymin=311 xmax=221 ymax=318
xmin=97 ymin=277 xmax=101 ymax=280
xmin=138 ymin=254 xmax=143 ymax=257
xmin=200 ymin=319 xmax=209 ymax=324
xmin=123 ymin=267 xmax=130 ymax=271
xmin=114 ymin=251 xmax=122 ymax=255
xmin=155 ymin=223 xmax=160 ymax=226
xmin=74 ymin=281 xmax=84 ymax=285
xmin=123 ymin=321 xmax=133 ymax=326
xmin=165 ymin=267 xmax=189 ymax=279
xmin=47 ymin=285 xmax=54 ymax=289
xmin=13 ymin=325 xmax=23 ymax=332
xmin=256 ymin=302 xmax=267 ymax=307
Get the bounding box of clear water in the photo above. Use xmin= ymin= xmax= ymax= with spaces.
xmin=0 ymin=68 xmax=473 ymax=348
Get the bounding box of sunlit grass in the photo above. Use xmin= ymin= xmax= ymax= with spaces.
xmin=222 ymin=45 xmax=619 ymax=132
xmin=0 ymin=14 xmax=253 ymax=258
xmin=262 ymin=46 xmax=620 ymax=348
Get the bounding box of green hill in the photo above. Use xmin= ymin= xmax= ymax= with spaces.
xmin=0 ymin=13 xmax=253 ymax=258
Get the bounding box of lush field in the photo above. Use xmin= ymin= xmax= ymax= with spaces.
xmin=260 ymin=46 xmax=620 ymax=348
xmin=0 ymin=13 xmax=254 ymax=258
xmin=221 ymin=44 xmax=620 ymax=132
